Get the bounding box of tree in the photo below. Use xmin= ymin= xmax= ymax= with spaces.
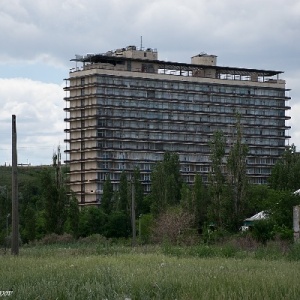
xmin=21 ymin=205 xmax=36 ymax=243
xmin=269 ymin=144 xmax=300 ymax=191
xmin=105 ymin=211 xmax=131 ymax=238
xmin=78 ymin=207 xmax=107 ymax=237
xmin=180 ymin=183 xmax=193 ymax=212
xmin=65 ymin=193 xmax=80 ymax=238
xmin=226 ymin=115 xmax=249 ymax=230
xmin=150 ymin=152 xmax=182 ymax=215
xmin=117 ymin=171 xmax=128 ymax=212
xmin=208 ymin=131 xmax=227 ymax=228
xmin=151 ymin=206 xmax=195 ymax=245
xmin=247 ymin=184 xmax=270 ymax=216
xmin=133 ymin=168 xmax=144 ymax=216
xmin=101 ymin=176 xmax=114 ymax=214
xmin=192 ymin=174 xmax=209 ymax=230
xmin=41 ymin=169 xmax=67 ymax=234
xmin=150 ymin=162 xmax=166 ymax=214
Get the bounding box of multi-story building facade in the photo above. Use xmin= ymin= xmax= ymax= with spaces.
xmin=64 ymin=46 xmax=290 ymax=206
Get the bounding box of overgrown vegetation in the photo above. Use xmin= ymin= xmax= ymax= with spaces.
xmin=1 ymin=241 xmax=300 ymax=299
xmin=1 ymin=116 xmax=300 ymax=299
xmin=1 ymin=116 xmax=300 ymax=249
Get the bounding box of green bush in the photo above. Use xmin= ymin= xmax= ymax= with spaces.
xmin=37 ymin=233 xmax=74 ymax=245
xmin=201 ymin=225 xmax=230 ymax=244
xmin=272 ymin=225 xmax=293 ymax=241
xmin=251 ymin=219 xmax=275 ymax=244
xmin=78 ymin=234 xmax=110 ymax=245
xmin=138 ymin=214 xmax=154 ymax=244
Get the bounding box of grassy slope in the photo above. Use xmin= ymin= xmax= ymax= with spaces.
xmin=1 ymin=245 xmax=300 ymax=299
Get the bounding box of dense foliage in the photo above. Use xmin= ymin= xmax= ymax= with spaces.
xmin=1 ymin=139 xmax=300 ymax=246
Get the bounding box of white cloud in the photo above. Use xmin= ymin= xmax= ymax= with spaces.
xmin=0 ymin=78 xmax=65 ymax=165
xmin=0 ymin=0 xmax=300 ymax=163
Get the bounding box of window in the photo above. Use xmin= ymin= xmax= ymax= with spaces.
xmin=147 ymin=90 xmax=155 ymax=98
xmin=127 ymin=61 xmax=131 ymax=71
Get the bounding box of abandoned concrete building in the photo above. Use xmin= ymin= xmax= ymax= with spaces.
xmin=64 ymin=46 xmax=290 ymax=205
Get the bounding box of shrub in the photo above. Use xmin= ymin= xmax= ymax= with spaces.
xmin=37 ymin=233 xmax=74 ymax=245
xmin=251 ymin=219 xmax=275 ymax=244
xmin=272 ymin=225 xmax=293 ymax=242
xmin=78 ymin=234 xmax=110 ymax=246
xmin=151 ymin=207 xmax=196 ymax=245
xmin=201 ymin=225 xmax=230 ymax=244
xmin=226 ymin=234 xmax=260 ymax=251
xmin=138 ymin=214 xmax=154 ymax=244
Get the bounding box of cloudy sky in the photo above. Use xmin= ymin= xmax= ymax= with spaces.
xmin=0 ymin=0 xmax=299 ymax=165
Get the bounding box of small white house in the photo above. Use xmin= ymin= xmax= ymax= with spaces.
xmin=241 ymin=211 xmax=268 ymax=231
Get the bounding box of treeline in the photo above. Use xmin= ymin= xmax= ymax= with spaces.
xmin=1 ymin=139 xmax=300 ymax=246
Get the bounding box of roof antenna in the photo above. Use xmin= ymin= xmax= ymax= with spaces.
xmin=140 ymin=36 xmax=143 ymax=50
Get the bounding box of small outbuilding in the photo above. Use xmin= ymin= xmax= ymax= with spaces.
xmin=241 ymin=211 xmax=268 ymax=231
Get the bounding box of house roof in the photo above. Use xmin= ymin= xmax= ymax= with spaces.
xmin=245 ymin=211 xmax=268 ymax=222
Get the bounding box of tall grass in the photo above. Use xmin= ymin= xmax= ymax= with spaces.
xmin=1 ymin=243 xmax=300 ymax=299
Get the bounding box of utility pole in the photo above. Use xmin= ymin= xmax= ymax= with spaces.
xmin=53 ymin=145 xmax=62 ymax=188
xmin=11 ymin=115 xmax=19 ymax=255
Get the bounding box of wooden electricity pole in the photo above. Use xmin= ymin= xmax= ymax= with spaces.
xmin=11 ymin=115 xmax=19 ymax=255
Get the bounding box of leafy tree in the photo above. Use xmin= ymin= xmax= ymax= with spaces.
xmin=101 ymin=176 xmax=114 ymax=214
xmin=0 ymin=186 xmax=10 ymax=245
xmin=117 ymin=171 xmax=128 ymax=212
xmin=266 ymin=190 xmax=300 ymax=228
xmin=133 ymin=168 xmax=144 ymax=216
xmin=269 ymin=144 xmax=300 ymax=191
xmin=21 ymin=204 xmax=36 ymax=243
xmin=246 ymin=187 xmax=300 ymax=240
xmin=150 ymin=152 xmax=182 ymax=215
xmin=163 ymin=152 xmax=182 ymax=204
xmin=192 ymin=174 xmax=209 ymax=230
xmin=150 ymin=162 xmax=166 ymax=214
xmin=180 ymin=183 xmax=193 ymax=212
xmin=247 ymin=184 xmax=270 ymax=215
xmin=226 ymin=115 xmax=249 ymax=230
xmin=105 ymin=211 xmax=131 ymax=238
xmin=140 ymin=194 xmax=152 ymax=214
xmin=35 ymin=210 xmax=47 ymax=240
xmin=208 ymin=131 xmax=227 ymax=228
xmin=41 ymin=169 xmax=67 ymax=234
xmin=78 ymin=207 xmax=107 ymax=237
xmin=65 ymin=193 xmax=80 ymax=238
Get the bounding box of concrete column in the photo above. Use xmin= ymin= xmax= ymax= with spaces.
xmin=293 ymin=206 xmax=300 ymax=243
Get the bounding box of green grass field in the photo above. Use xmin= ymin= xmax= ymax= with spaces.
xmin=1 ymin=244 xmax=300 ymax=299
